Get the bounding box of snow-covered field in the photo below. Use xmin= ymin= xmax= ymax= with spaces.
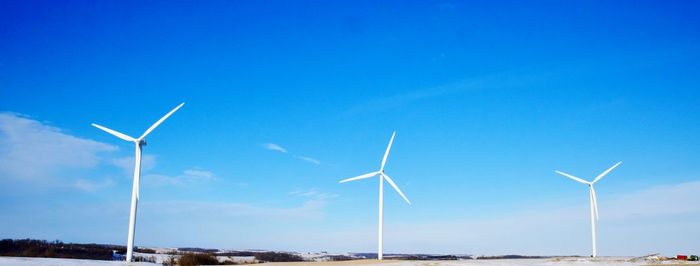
xmin=2 ymin=256 xmax=699 ymax=266
xmin=266 ymin=258 xmax=700 ymax=266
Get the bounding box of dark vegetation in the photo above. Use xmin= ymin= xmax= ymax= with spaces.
xmin=327 ymin=255 xmax=354 ymax=261
xmin=253 ymin=252 xmax=303 ymax=262
xmin=351 ymin=253 xmax=377 ymax=259
xmin=165 ymin=251 xmax=302 ymax=265
xmin=476 ymin=255 xmax=549 ymax=259
xmin=135 ymin=247 xmax=157 ymax=254
xmin=0 ymin=239 xmax=303 ymax=265
xmin=0 ymin=239 xmax=123 ymax=260
xmin=393 ymin=254 xmax=459 ymax=260
xmin=134 ymin=255 xmax=157 ymax=263
xmin=177 ymin=253 xmax=220 ymax=266
xmin=1 ymin=238 xmax=564 ymax=265
xmin=214 ymin=250 xmax=303 ymax=262
xmin=1 ymin=239 xmax=156 ymax=263
xmin=178 ymin=247 xmax=220 ymax=253
xmin=217 ymin=251 xmax=256 ymax=256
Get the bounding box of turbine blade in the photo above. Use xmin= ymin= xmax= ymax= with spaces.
xmin=139 ymin=102 xmax=185 ymax=140
xmin=592 ymin=161 xmax=622 ymax=184
xmin=555 ymin=171 xmax=590 ymax=185
xmin=92 ymin=124 xmax=136 ymax=142
xmin=381 ymin=173 xmax=411 ymax=205
xmin=339 ymin=171 xmax=378 ymax=183
xmin=380 ymin=131 xmax=396 ymax=171
xmin=591 ymin=186 xmax=599 ymax=221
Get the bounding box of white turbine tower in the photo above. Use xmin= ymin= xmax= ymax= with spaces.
xmin=92 ymin=102 xmax=184 ymax=263
xmin=339 ymin=131 xmax=410 ymax=261
xmin=555 ymin=161 xmax=621 ymax=258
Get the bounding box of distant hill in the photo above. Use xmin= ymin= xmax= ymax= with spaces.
xmin=0 ymin=239 xmax=124 ymax=261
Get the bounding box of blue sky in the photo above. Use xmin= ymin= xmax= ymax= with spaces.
xmin=1 ymin=0 xmax=700 ymax=256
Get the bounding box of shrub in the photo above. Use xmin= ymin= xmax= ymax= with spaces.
xmin=254 ymin=252 xmax=303 ymax=262
xmin=329 ymin=255 xmax=353 ymax=261
xmin=178 ymin=252 xmax=219 ymax=266
xmin=134 ymin=255 xmax=157 ymax=263
xmin=135 ymin=247 xmax=157 ymax=254
xmin=162 ymin=256 xmax=177 ymax=266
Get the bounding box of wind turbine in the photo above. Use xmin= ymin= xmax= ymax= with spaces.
xmin=92 ymin=102 xmax=184 ymax=262
xmin=555 ymin=161 xmax=621 ymax=258
xmin=339 ymin=131 xmax=410 ymax=260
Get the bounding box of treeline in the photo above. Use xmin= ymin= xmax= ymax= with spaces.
xmin=395 ymin=255 xmax=459 ymax=260
xmin=178 ymin=247 xmax=220 ymax=253
xmin=0 ymin=239 xmax=124 ymax=260
xmin=253 ymin=252 xmax=303 ymax=262
xmin=167 ymin=252 xmax=304 ymax=266
xmin=135 ymin=247 xmax=157 ymax=254
xmin=1 ymin=239 xmax=309 ymax=264
xmin=476 ymin=255 xmax=549 ymax=259
xmin=180 ymin=251 xmax=303 ymax=263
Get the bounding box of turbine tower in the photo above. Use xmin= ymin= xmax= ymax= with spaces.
xmin=339 ymin=131 xmax=411 ymax=260
xmin=92 ymin=102 xmax=184 ymax=262
xmin=555 ymin=161 xmax=621 ymax=258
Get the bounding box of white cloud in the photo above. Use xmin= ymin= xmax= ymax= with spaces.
xmin=262 ymin=142 xmax=321 ymax=165
xmin=112 ymin=156 xmax=213 ymax=186
xmin=341 ymin=70 xmax=544 ymax=116
xmin=342 ymin=79 xmax=480 ymax=116
xmin=293 ymin=155 xmax=321 ymax=165
xmin=74 ymin=178 xmax=115 ymax=192
xmin=111 ymin=155 xmax=156 ymax=175
xmin=290 ymin=188 xmax=338 ymax=200
xmin=183 ymin=169 xmax=215 ymax=180
xmin=143 ymin=198 xmax=327 ymax=220
xmin=262 ymin=143 xmax=287 ymax=153
xmin=143 ymin=168 xmax=216 ymax=186
xmin=0 ymin=112 xmax=117 ymax=181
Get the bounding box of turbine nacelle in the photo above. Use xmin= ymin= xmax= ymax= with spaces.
xmin=339 ymin=131 xmax=411 ymax=205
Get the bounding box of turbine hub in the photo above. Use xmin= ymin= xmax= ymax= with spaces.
xmin=139 ymin=139 xmax=147 ymax=146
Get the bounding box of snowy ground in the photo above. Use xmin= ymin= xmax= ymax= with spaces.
xmin=1 ymin=256 xmax=698 ymax=266
xmin=265 ymin=258 xmax=700 ymax=266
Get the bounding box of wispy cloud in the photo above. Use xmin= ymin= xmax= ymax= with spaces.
xmin=182 ymin=169 xmax=215 ymax=180
xmin=290 ymin=188 xmax=339 ymax=200
xmin=262 ymin=143 xmax=321 ymax=165
xmin=292 ymin=155 xmax=321 ymax=165
xmin=143 ymin=168 xmax=216 ymax=186
xmin=143 ymin=197 xmax=328 ymax=220
xmin=341 ymin=70 xmax=543 ymax=116
xmin=0 ymin=112 xmax=117 ymax=186
xmin=73 ymin=178 xmax=115 ymax=192
xmin=262 ymin=143 xmax=287 ymax=153
xmin=342 ymin=79 xmax=481 ymax=116
xmin=111 ymin=155 xmax=156 ymax=175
